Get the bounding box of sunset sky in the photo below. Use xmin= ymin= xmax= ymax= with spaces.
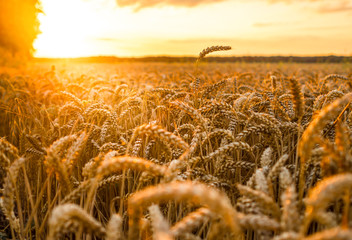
xmin=33 ymin=0 xmax=352 ymax=58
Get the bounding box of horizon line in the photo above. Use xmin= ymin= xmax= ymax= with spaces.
xmin=34 ymin=54 xmax=352 ymax=59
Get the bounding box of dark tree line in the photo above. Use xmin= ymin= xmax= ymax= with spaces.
xmin=37 ymin=55 xmax=352 ymax=64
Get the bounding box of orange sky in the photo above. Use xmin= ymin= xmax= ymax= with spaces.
xmin=33 ymin=0 xmax=352 ymax=58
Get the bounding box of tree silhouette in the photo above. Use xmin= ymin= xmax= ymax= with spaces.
xmin=0 ymin=0 xmax=40 ymax=63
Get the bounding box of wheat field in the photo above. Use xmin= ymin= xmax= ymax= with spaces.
xmin=1 ymin=48 xmax=352 ymax=239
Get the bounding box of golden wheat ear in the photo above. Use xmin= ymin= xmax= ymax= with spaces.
xmin=2 ymin=157 xmax=26 ymax=236
xmin=289 ymin=77 xmax=305 ymax=121
xmin=127 ymin=181 xmax=241 ymax=240
xmin=197 ymin=45 xmax=232 ymax=63
xmin=148 ymin=204 xmax=173 ymax=240
xmin=47 ymin=204 xmax=106 ymax=240
xmin=170 ymin=207 xmax=213 ymax=238
xmin=106 ymin=214 xmax=124 ymax=240
xmin=298 ymin=93 xmax=352 ymax=201
xmin=96 ymin=155 xmax=169 ymax=179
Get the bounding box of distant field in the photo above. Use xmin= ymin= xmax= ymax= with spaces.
xmin=1 ymin=62 xmax=352 ymax=239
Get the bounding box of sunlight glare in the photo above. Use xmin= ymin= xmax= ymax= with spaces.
xmin=34 ymin=0 xmax=109 ymax=58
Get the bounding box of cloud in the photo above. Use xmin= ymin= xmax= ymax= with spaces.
xmin=252 ymin=21 xmax=297 ymax=28
xmin=115 ymin=0 xmax=226 ymax=10
xmin=317 ymin=1 xmax=352 ymax=13
xmin=268 ymin=0 xmax=352 ymax=13
xmin=267 ymin=0 xmax=315 ymax=3
xmin=252 ymin=20 xmax=302 ymax=28
xmin=115 ymin=0 xmax=352 ymax=13
xmin=252 ymin=22 xmax=276 ymax=28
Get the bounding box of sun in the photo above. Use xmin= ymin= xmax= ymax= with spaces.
xmin=34 ymin=0 xmax=107 ymax=58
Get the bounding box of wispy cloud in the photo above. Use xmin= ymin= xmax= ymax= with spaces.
xmin=268 ymin=0 xmax=352 ymax=13
xmin=115 ymin=0 xmax=352 ymax=14
xmin=115 ymin=0 xmax=226 ymax=10
xmin=267 ymin=0 xmax=316 ymax=3
xmin=252 ymin=22 xmax=276 ymax=28
xmin=252 ymin=21 xmax=300 ymax=28
xmin=317 ymin=1 xmax=352 ymax=13
xmin=300 ymin=24 xmax=352 ymax=31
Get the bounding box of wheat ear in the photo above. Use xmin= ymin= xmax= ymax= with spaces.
xmin=197 ymin=46 xmax=231 ymax=63
xmin=273 ymin=232 xmax=299 ymax=240
xmin=298 ymin=93 xmax=352 ymax=201
xmin=301 ymin=173 xmax=352 ymax=235
xmin=2 ymin=157 xmax=26 ymax=235
xmin=128 ymin=181 xmax=240 ymax=240
xmin=47 ymin=203 xmax=106 ymax=240
xmin=148 ymin=204 xmax=173 ymax=240
xmin=126 ymin=123 xmax=189 ymax=155
xmin=302 ymin=227 xmax=352 ymax=240
xmin=236 ymin=184 xmax=280 ymax=218
xmin=106 ymin=214 xmax=124 ymax=240
xmin=96 ymin=155 xmax=169 ymax=179
xmin=170 ymin=207 xmax=213 ymax=237
xmin=305 ymin=173 xmax=352 ymax=214
xmin=289 ymin=77 xmax=305 ymax=120
xmin=237 ymin=213 xmax=280 ymax=231
xmin=281 ymin=185 xmax=299 ymax=232
xmin=45 ymin=134 xmax=77 ymax=194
